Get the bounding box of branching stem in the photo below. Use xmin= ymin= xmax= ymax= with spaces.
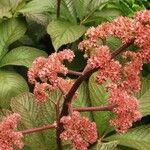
xmin=73 ymin=105 xmax=116 ymax=112
xmin=22 ymin=124 xmax=56 ymax=135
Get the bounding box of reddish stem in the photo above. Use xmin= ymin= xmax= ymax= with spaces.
xmin=22 ymin=124 xmax=56 ymax=135
xmin=73 ymin=105 xmax=116 ymax=112
xmin=68 ymin=70 xmax=83 ymax=76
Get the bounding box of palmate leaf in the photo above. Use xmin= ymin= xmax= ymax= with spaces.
xmin=25 ymin=12 xmax=50 ymax=26
xmin=47 ymin=20 xmax=86 ymax=50
xmin=90 ymin=140 xmax=118 ymax=150
xmin=72 ymin=82 xmax=92 ymax=118
xmin=88 ymin=73 xmax=112 ymax=135
xmin=18 ymin=0 xmax=54 ymax=13
xmin=61 ymin=0 xmax=77 ymax=23
xmin=93 ymin=8 xmax=122 ymax=21
xmin=0 ymin=70 xmax=29 ymax=108
xmin=11 ymin=91 xmax=62 ymax=149
xmin=89 ymin=0 xmax=109 ymax=11
xmin=11 ymin=92 xmax=47 ymax=150
xmin=36 ymin=90 xmax=61 ymax=150
xmin=18 ymin=0 xmax=54 ymax=25
xmin=0 ymin=18 xmax=26 ymax=59
xmin=74 ymin=0 xmax=91 ymax=20
xmin=0 ymin=0 xmax=23 ymax=18
xmin=137 ymin=76 xmax=150 ymax=116
xmin=105 ymin=125 xmax=150 ymax=150
xmin=0 ymin=46 xmax=47 ymax=68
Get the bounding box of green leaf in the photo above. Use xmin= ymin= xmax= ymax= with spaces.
xmin=74 ymin=0 xmax=91 ymax=20
xmin=106 ymin=36 xmax=121 ymax=51
xmin=93 ymin=8 xmax=122 ymax=21
xmin=25 ymin=12 xmax=50 ymax=26
xmin=18 ymin=0 xmax=54 ymax=13
xmin=37 ymin=90 xmax=62 ymax=149
xmin=137 ymin=76 xmax=150 ymax=116
xmin=90 ymin=140 xmax=118 ymax=150
xmin=89 ymin=0 xmax=109 ymax=11
xmin=88 ymin=73 xmax=112 ymax=135
xmin=105 ymin=125 xmax=150 ymax=150
xmin=73 ymin=82 xmax=92 ymax=118
xmin=113 ymin=145 xmax=136 ymax=150
xmin=11 ymin=92 xmax=46 ymax=150
xmin=47 ymin=20 xmax=86 ymax=50
xmin=0 ymin=18 xmax=26 ymax=59
xmin=0 ymin=70 xmax=29 ymax=108
xmin=61 ymin=0 xmax=77 ymax=23
xmin=11 ymin=93 xmax=39 ymax=128
xmin=0 ymin=0 xmax=23 ymax=18
xmin=116 ymin=0 xmax=134 ymax=16
xmin=0 ymin=46 xmax=47 ymax=68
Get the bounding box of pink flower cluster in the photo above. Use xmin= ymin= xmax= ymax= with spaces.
xmin=0 ymin=113 xmax=23 ymax=150
xmin=108 ymin=86 xmax=141 ymax=133
xmin=28 ymin=49 xmax=75 ymax=102
xmin=60 ymin=111 xmax=98 ymax=150
xmin=78 ymin=10 xmax=150 ymax=133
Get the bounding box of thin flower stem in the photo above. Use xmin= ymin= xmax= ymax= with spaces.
xmin=55 ymin=95 xmax=63 ymax=150
xmin=111 ymin=39 xmax=135 ymax=57
xmin=73 ymin=105 xmax=116 ymax=112
xmin=57 ymin=83 xmax=66 ymax=96
xmin=22 ymin=124 xmax=56 ymax=135
xmin=57 ymin=0 xmax=61 ymax=18
xmin=68 ymin=70 xmax=83 ymax=76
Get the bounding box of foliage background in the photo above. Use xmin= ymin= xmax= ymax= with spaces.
xmin=0 ymin=0 xmax=149 ymax=149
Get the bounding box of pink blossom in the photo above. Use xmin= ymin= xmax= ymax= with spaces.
xmin=28 ymin=49 xmax=74 ymax=85
xmin=0 ymin=113 xmax=23 ymax=150
xmin=135 ymin=10 xmax=150 ymax=24
xmin=108 ymin=87 xmax=142 ymax=133
xmin=28 ymin=57 xmax=47 ymax=84
xmin=28 ymin=49 xmax=75 ymax=102
xmin=134 ymin=21 xmax=150 ymax=48
xmin=33 ymin=83 xmax=53 ymax=103
xmin=96 ymin=60 xmax=121 ymax=84
xmin=109 ymin=17 xmax=134 ymax=44
xmin=140 ymin=46 xmax=150 ymax=63
xmin=60 ymin=111 xmax=98 ymax=150
xmin=122 ymin=51 xmax=143 ymax=93
xmin=87 ymin=46 xmax=111 ymax=69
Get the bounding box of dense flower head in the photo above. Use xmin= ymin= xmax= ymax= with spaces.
xmin=28 ymin=49 xmax=75 ymax=102
xmin=79 ymin=10 xmax=150 ymax=50
xmin=33 ymin=83 xmax=51 ymax=103
xmin=60 ymin=111 xmax=98 ymax=150
xmin=135 ymin=10 xmax=150 ymax=24
xmin=78 ymin=10 xmax=150 ymax=133
xmin=0 ymin=113 xmax=23 ymax=150
xmin=134 ymin=21 xmax=150 ymax=48
xmin=87 ymin=46 xmax=111 ymax=69
xmin=28 ymin=49 xmax=74 ymax=84
xmin=108 ymin=86 xmax=142 ymax=133
xmin=96 ymin=60 xmax=121 ymax=84
xmin=109 ymin=17 xmax=134 ymax=44
xmin=140 ymin=46 xmax=150 ymax=63
xmin=78 ymin=39 xmax=99 ymax=53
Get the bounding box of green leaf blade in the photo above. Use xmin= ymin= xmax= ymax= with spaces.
xmin=0 ymin=18 xmax=26 ymax=59
xmin=0 ymin=46 xmax=47 ymax=68
xmin=90 ymin=140 xmax=118 ymax=150
xmin=47 ymin=20 xmax=86 ymax=50
xmin=137 ymin=76 xmax=150 ymax=116
xmin=88 ymin=73 xmax=112 ymax=135
xmin=11 ymin=92 xmax=47 ymax=149
xmin=0 ymin=70 xmax=29 ymax=108
xmin=105 ymin=125 xmax=150 ymax=150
